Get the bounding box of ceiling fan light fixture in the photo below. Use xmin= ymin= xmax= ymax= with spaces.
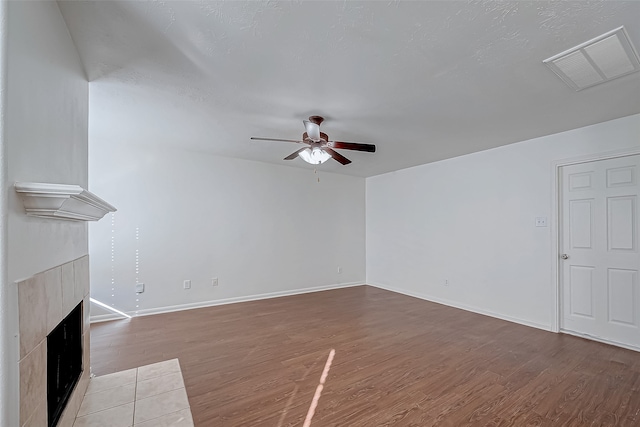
xmin=299 ymin=147 xmax=331 ymax=164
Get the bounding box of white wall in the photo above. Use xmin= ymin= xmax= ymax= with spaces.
xmin=7 ymin=1 xmax=88 ymax=284
xmin=367 ymin=114 xmax=640 ymax=330
xmin=2 ymin=1 xmax=88 ymax=425
xmin=89 ymin=144 xmax=365 ymax=317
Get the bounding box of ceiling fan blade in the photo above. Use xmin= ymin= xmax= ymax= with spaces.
xmin=327 ymin=141 xmax=376 ymax=152
xmin=303 ymin=120 xmax=321 ymax=141
xmin=251 ymin=137 xmax=303 ymax=144
xmin=324 ymin=148 xmax=352 ymax=165
xmin=284 ymin=148 xmax=307 ymax=160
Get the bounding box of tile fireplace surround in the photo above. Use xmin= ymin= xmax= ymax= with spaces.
xmin=18 ymin=255 xmax=91 ymax=427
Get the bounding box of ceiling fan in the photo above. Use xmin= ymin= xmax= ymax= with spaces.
xmin=251 ymin=116 xmax=376 ymax=165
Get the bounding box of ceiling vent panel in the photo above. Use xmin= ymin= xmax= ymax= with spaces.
xmin=553 ymin=51 xmax=604 ymax=88
xmin=543 ymin=27 xmax=640 ymax=91
xmin=583 ymin=34 xmax=635 ymax=79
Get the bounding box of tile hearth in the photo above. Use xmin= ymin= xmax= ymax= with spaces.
xmin=73 ymin=359 xmax=194 ymax=427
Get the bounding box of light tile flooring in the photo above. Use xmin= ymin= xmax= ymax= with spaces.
xmin=73 ymin=359 xmax=194 ymax=427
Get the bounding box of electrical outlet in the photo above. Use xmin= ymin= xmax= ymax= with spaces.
xmin=212 ymin=277 xmax=218 ymax=287
xmin=183 ymin=280 xmax=191 ymax=290
xmin=444 ymin=279 xmax=449 ymax=286
xmin=535 ymin=217 xmax=548 ymax=227
xmin=135 ymin=283 xmax=144 ymax=293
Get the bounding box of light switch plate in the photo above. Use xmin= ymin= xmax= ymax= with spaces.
xmin=135 ymin=283 xmax=145 ymax=293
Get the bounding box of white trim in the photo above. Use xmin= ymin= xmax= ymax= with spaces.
xmin=368 ymin=282 xmax=551 ymax=332
xmin=14 ymin=181 xmax=116 ymax=221
xmin=90 ymin=298 xmax=131 ymax=319
xmin=0 ymin=3 xmax=10 ymax=425
xmin=91 ymin=281 xmax=364 ymax=323
xmin=550 ymin=161 xmax=561 ymax=332
xmin=550 ymin=147 xmax=640 ymax=333
xmin=552 ymin=147 xmax=640 ymax=169
xmin=560 ymin=329 xmax=640 ymax=353
xmin=90 ymin=313 xmax=125 ymax=323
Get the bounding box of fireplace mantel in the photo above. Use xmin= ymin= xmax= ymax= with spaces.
xmin=14 ymin=182 xmax=116 ymax=221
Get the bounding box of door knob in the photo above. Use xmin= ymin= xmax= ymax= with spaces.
xmin=561 ymin=254 xmax=569 ymax=260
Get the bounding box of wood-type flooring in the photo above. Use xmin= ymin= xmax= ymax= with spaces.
xmin=90 ymin=286 xmax=640 ymax=426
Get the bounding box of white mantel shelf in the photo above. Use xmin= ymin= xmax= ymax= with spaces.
xmin=14 ymin=182 xmax=117 ymax=221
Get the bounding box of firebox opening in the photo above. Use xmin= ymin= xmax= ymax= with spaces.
xmin=47 ymin=302 xmax=83 ymax=427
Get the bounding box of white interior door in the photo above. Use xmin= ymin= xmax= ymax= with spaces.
xmin=560 ymin=154 xmax=640 ymax=349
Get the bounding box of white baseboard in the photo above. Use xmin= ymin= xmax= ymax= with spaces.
xmin=90 ymin=281 xmax=365 ymax=323
xmin=367 ymin=281 xmax=551 ymax=332
xmin=90 ymin=312 xmax=126 ymax=323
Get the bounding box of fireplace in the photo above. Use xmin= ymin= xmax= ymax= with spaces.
xmin=18 ymin=255 xmax=91 ymax=427
xmin=47 ymin=302 xmax=83 ymax=427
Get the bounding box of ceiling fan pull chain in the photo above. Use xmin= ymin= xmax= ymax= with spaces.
xmin=314 ymin=168 xmax=320 ymax=183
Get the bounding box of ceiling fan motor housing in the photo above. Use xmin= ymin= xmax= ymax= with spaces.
xmin=303 ymin=131 xmax=329 ymax=142
xmin=308 ymin=115 xmax=324 ymax=125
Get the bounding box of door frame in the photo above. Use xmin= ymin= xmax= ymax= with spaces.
xmin=550 ymin=147 xmax=640 ymax=343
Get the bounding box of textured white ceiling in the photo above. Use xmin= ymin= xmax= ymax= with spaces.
xmin=58 ymin=1 xmax=640 ymax=177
